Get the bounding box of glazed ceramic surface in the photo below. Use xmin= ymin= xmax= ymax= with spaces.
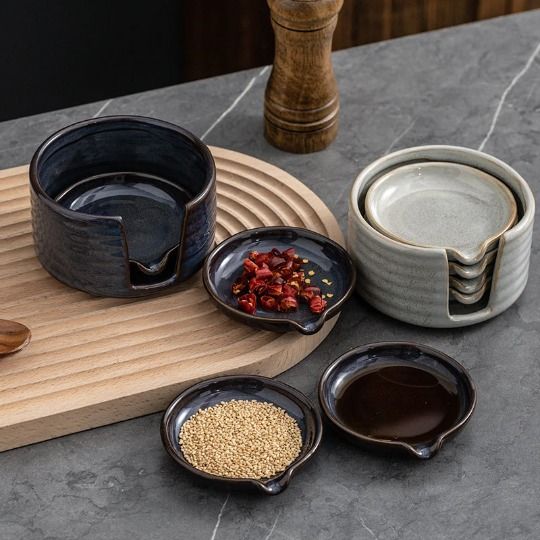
xmin=203 ymin=226 xmax=356 ymax=334
xmin=450 ymin=281 xmax=491 ymax=305
xmin=348 ymin=145 xmax=534 ymax=328
xmin=318 ymin=342 xmax=476 ymax=459
xmin=449 ymin=272 xmax=490 ymax=294
xmin=161 ymin=375 xmax=323 ymax=495
xmin=448 ymin=249 xmax=497 ymax=279
xmin=365 ymin=162 xmax=517 ymax=264
xmin=30 ymin=116 xmax=216 ymax=297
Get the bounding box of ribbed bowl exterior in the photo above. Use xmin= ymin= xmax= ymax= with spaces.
xmin=348 ymin=146 xmax=535 ymax=328
xmin=30 ymin=116 xmax=216 ymax=298
xmin=30 ymin=182 xmax=216 ymax=297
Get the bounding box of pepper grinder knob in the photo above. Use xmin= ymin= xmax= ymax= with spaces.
xmin=264 ymin=0 xmax=343 ymax=153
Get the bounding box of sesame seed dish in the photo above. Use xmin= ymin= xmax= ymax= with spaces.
xmin=179 ymin=400 xmax=302 ymax=479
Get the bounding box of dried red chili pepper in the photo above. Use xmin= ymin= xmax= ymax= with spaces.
xmin=243 ymin=258 xmax=259 ymax=274
xmin=279 ymin=296 xmax=298 ymax=312
xmin=260 ymin=295 xmax=277 ymax=311
xmin=233 ymin=247 xmax=328 ymax=315
xmin=249 ymin=278 xmax=267 ymax=295
xmin=279 ymin=260 xmax=294 ymax=278
xmin=254 ymin=253 xmax=270 ymax=266
xmin=299 ymin=286 xmax=321 ymax=302
xmin=238 ymin=293 xmax=257 ymax=314
xmin=232 ymin=276 xmax=248 ymax=296
xmin=269 ymin=256 xmax=286 ymax=269
xmin=282 ymin=247 xmax=296 ymax=259
xmin=309 ymin=295 xmax=327 ymax=314
xmin=255 ymin=267 xmax=273 ymax=280
xmin=282 ymin=284 xmax=298 ymax=298
xmin=266 ymin=282 xmax=283 ymax=297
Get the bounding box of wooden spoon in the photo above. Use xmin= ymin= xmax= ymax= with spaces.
xmin=0 ymin=319 xmax=31 ymax=355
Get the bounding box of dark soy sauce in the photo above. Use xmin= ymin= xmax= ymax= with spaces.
xmin=57 ymin=172 xmax=189 ymax=268
xmin=336 ymin=363 xmax=460 ymax=443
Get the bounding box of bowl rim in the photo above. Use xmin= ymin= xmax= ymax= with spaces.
xmin=160 ymin=374 xmax=324 ymax=495
xmin=349 ymin=145 xmax=535 ymax=257
xmin=318 ymin=341 xmax=477 ymax=459
xmin=29 ymin=115 xmax=216 ymax=223
xmin=363 ymin=161 xmax=518 ymax=265
xmin=202 ymin=225 xmax=356 ymax=335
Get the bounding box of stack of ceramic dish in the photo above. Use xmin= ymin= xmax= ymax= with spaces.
xmin=363 ymin=161 xmax=518 ymax=307
xmin=348 ymin=146 xmax=535 ymax=328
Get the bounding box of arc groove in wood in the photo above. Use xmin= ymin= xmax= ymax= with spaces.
xmin=216 ymin=165 xmax=330 ymax=233
xmin=0 ymin=330 xmax=279 ymax=420
xmin=0 ymin=147 xmax=343 ymax=451
xmin=218 ymin=182 xmax=303 ymax=228
xmin=0 ymin=323 xmax=258 ymax=401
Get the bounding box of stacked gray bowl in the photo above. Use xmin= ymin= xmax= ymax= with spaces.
xmin=347 ymin=145 xmax=534 ymax=328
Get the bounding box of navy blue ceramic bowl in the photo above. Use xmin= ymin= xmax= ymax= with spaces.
xmin=161 ymin=375 xmax=323 ymax=495
xmin=30 ymin=115 xmax=216 ymax=297
xmin=202 ymin=226 xmax=356 ymax=334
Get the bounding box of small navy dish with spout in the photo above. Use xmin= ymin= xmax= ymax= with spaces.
xmin=202 ymin=226 xmax=356 ymax=334
xmin=161 ymin=375 xmax=323 ymax=495
xmin=30 ymin=115 xmax=216 ymax=297
xmin=319 ymin=342 xmax=477 ymax=459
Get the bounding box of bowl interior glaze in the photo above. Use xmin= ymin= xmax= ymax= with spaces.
xmin=319 ymin=342 xmax=476 ymax=459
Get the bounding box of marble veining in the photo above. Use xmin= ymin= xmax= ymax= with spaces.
xmin=0 ymin=10 xmax=539 ymax=540
xmin=201 ymin=65 xmax=270 ymax=141
xmin=478 ymin=40 xmax=540 ymax=152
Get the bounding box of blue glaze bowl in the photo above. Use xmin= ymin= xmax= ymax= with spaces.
xmin=161 ymin=375 xmax=323 ymax=495
xmin=30 ymin=116 xmax=216 ymax=297
xmin=203 ymin=226 xmax=356 ymax=334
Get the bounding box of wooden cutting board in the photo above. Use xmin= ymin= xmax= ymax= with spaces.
xmin=0 ymin=146 xmax=343 ymax=452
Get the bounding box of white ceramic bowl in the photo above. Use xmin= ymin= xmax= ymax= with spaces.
xmin=348 ymin=145 xmax=534 ymax=328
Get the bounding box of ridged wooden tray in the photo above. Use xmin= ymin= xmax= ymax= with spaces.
xmin=0 ymin=147 xmax=343 ymax=452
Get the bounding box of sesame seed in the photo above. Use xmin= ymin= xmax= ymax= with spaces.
xmin=179 ymin=400 xmax=302 ymax=479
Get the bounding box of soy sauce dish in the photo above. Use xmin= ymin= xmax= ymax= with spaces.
xmin=202 ymin=226 xmax=356 ymax=334
xmin=319 ymin=342 xmax=476 ymax=459
xmin=161 ymin=375 xmax=323 ymax=495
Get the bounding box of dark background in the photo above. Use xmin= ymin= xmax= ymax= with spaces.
xmin=1 ymin=0 xmax=539 ymax=122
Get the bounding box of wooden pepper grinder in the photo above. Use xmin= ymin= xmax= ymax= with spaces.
xmin=264 ymin=0 xmax=343 ymax=153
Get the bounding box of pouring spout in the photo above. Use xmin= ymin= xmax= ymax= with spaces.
xmin=253 ymin=473 xmax=291 ymax=496
xmin=408 ymin=440 xmax=441 ymax=459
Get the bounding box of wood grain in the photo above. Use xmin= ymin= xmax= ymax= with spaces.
xmin=264 ymin=0 xmax=343 ymax=153
xmin=177 ymin=0 xmax=540 ymax=83
xmin=0 ymin=147 xmax=343 ymax=452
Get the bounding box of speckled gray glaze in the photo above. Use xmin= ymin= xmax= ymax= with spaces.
xmin=364 ymin=162 xmax=517 ymax=264
xmin=1 ymin=11 xmax=540 ymax=540
xmin=348 ymin=145 xmax=535 ymax=327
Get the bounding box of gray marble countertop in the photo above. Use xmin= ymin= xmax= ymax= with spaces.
xmin=1 ymin=11 xmax=539 ymax=540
